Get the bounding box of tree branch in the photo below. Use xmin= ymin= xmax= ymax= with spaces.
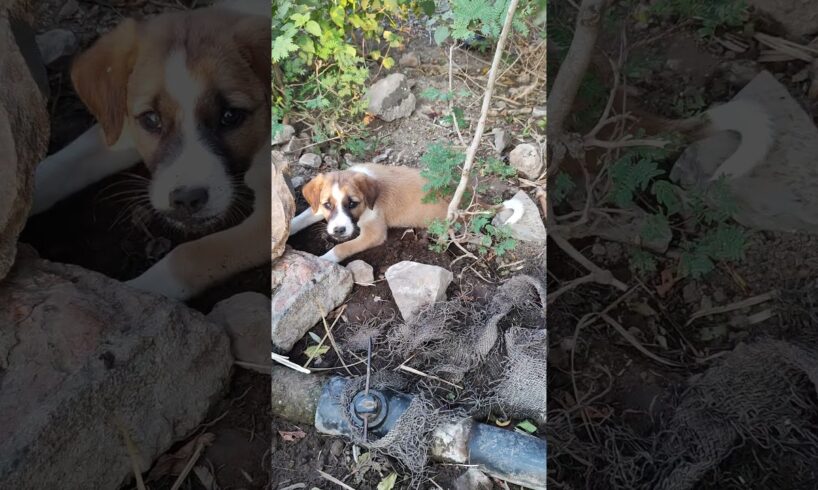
xmin=446 ymin=0 xmax=521 ymax=221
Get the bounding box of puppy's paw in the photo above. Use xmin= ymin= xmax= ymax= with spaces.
xmin=319 ymin=249 xmax=341 ymax=263
xmin=125 ymin=257 xmax=192 ymax=301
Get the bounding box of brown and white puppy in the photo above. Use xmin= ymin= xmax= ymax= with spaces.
xmin=31 ymin=0 xmax=271 ymax=300
xmin=289 ymin=164 xmax=525 ymax=262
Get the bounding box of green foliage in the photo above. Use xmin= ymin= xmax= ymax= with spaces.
xmin=608 ymin=147 xmax=668 ymax=208
xmin=479 ymin=156 xmax=517 ymax=179
xmin=428 ymin=0 xmax=536 ymax=45
xmin=272 ymin=0 xmax=419 ymax=135
xmin=420 ymin=143 xmax=465 ymax=203
xmin=551 ymin=172 xmax=576 ymax=205
xmin=647 ymin=0 xmax=748 ymax=37
xmin=608 ymin=148 xmax=746 ymax=280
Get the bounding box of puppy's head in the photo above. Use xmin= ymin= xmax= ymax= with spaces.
xmin=302 ymin=170 xmax=380 ymax=241
xmin=70 ymin=7 xmax=270 ymax=231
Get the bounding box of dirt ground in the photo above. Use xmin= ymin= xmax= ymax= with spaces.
xmin=547 ymin=2 xmax=818 ymax=489
xmin=23 ymin=2 xmax=546 ymax=489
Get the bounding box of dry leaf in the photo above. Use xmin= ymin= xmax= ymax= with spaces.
xmin=279 ymin=429 xmax=307 ymax=442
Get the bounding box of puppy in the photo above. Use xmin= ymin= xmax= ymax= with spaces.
xmin=288 ymin=164 xmax=524 ymax=262
xmin=30 ymin=1 xmax=271 ymax=300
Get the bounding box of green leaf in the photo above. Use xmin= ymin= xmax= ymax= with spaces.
xmin=272 ymin=36 xmax=299 ymax=62
xmin=640 ymin=213 xmax=671 ymax=245
xmin=377 ymin=473 xmax=398 ymax=490
xmin=434 ymin=25 xmax=450 ymax=45
xmin=290 ymin=12 xmax=310 ymax=27
xmin=516 ymin=420 xmax=538 ymax=434
xmin=330 ymin=5 xmax=345 ymax=27
xmin=305 ymin=20 xmax=322 ymax=36
xmin=382 ymin=56 xmax=395 ymax=69
xmin=652 ymin=180 xmax=682 ymax=216
xmin=552 ymin=172 xmax=575 ymax=204
xmin=304 ymin=345 xmax=329 ymax=358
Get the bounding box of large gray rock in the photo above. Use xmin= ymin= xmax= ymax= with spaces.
xmin=385 ymin=261 xmax=453 ymax=321
xmin=271 ymin=249 xmax=353 ymax=352
xmin=671 ymin=71 xmax=818 ymax=235
xmin=493 ymin=190 xmax=546 ymax=243
xmin=0 ymin=252 xmax=232 ymax=490
xmin=208 ymin=292 xmax=271 ymax=372
xmin=0 ymin=14 xmax=49 ymax=283
xmin=748 ymin=0 xmax=818 ymax=39
xmin=366 ymin=73 xmax=416 ymax=122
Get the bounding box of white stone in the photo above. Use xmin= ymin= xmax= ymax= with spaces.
xmin=508 ymin=143 xmax=544 ymax=179
xmin=346 ymin=260 xmax=375 ymax=286
xmin=385 ymin=261 xmax=453 ymax=321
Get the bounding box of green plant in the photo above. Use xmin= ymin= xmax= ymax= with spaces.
xmin=647 ymin=0 xmax=748 ymax=37
xmin=479 ymin=156 xmax=517 ymax=179
xmin=608 ymin=147 xmax=747 ymax=279
xmin=272 ymin=0 xmax=419 ymax=136
xmin=430 ymin=0 xmax=535 ymax=45
xmin=420 ymin=143 xmax=465 ymax=203
xmin=419 ymin=143 xmax=518 ymax=258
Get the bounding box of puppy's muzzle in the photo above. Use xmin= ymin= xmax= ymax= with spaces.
xmin=169 ymin=186 xmax=209 ymax=215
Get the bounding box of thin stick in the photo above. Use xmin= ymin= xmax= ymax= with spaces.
xmin=599 ymin=313 xmax=683 ymax=367
xmin=446 ymin=0 xmax=521 ymax=221
xmin=397 ymin=364 xmax=464 ymax=390
xmin=114 ymin=418 xmax=146 ymax=490
xmin=317 ymin=470 xmax=357 ymax=490
xmin=685 ymin=290 xmax=778 ymax=326
xmin=448 ymin=44 xmax=468 ymax=147
xmin=315 ymin=301 xmax=354 ymax=376
xmin=170 ymin=438 xmax=208 ymax=490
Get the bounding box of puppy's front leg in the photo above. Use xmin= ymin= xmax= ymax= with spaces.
xmin=321 ymin=214 xmax=387 ymax=263
xmin=289 ymin=208 xmax=323 ymax=236
xmin=32 ymin=124 xmax=140 ymax=215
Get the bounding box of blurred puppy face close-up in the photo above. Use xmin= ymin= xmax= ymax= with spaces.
xmin=70 ymin=8 xmax=270 ymax=231
xmin=302 ymin=171 xmax=380 ymax=241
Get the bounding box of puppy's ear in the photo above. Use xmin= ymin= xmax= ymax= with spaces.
xmin=354 ymin=173 xmax=380 ymax=209
xmin=302 ymin=174 xmax=324 ymax=214
xmin=71 ymin=19 xmax=138 ymax=146
xmin=233 ymin=15 xmax=271 ymax=97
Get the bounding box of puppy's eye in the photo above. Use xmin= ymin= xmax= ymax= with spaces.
xmin=220 ymin=108 xmax=246 ymax=128
xmin=323 ymin=202 xmax=333 ymax=210
xmin=137 ymin=111 xmax=162 ymax=134
xmin=347 ymin=201 xmax=359 ymax=209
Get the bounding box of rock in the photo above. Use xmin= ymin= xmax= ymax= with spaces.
xmin=453 ymin=468 xmax=493 ymax=490
xmin=283 ymin=133 xmax=308 ymax=157
xmin=298 ymin=152 xmax=321 ymax=168
xmin=385 ymin=261 xmax=453 ymax=321
xmin=346 ymin=260 xmax=375 ymax=286
xmin=0 ymin=253 xmax=232 ymax=490
xmin=271 ymin=150 xmax=297 ymax=261
xmin=35 ymin=28 xmax=78 ymax=65
xmin=208 ymin=292 xmax=271 ymax=372
xmin=0 ymin=15 xmax=49 ymax=282
xmin=366 ymin=73 xmax=416 ymax=122
xmin=399 ymin=51 xmax=420 ymax=68
xmin=271 ymin=249 xmax=353 ymax=352
xmin=682 ymin=282 xmax=701 ymax=304
xmin=722 ymin=60 xmax=760 ymax=87
xmin=747 ymin=0 xmax=818 ymax=39
xmin=57 ymin=0 xmax=79 ymax=20
xmin=508 ymin=143 xmax=544 ymax=179
xmin=272 ymin=124 xmax=295 ymax=145
xmin=492 ymin=127 xmax=510 ymax=153
xmin=492 ymin=190 xmax=546 ymax=243
xmin=671 ymin=71 xmax=818 ymax=235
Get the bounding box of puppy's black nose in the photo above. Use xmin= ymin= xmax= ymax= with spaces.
xmin=332 ymin=225 xmax=347 ymax=235
xmin=170 ymin=186 xmax=209 ymax=214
